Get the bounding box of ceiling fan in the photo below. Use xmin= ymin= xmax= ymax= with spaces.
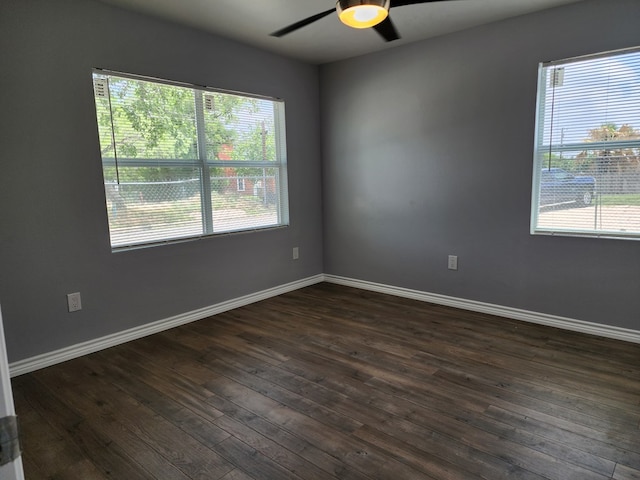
xmin=271 ymin=0 xmax=453 ymax=42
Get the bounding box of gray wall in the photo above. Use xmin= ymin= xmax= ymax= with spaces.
xmin=0 ymin=0 xmax=323 ymax=362
xmin=2 ymin=0 xmax=640 ymax=365
xmin=321 ymin=0 xmax=640 ymax=330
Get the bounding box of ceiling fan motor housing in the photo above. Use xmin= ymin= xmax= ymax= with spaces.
xmin=337 ymin=0 xmax=390 ymax=8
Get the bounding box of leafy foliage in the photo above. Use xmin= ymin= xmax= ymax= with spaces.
xmin=576 ymin=124 xmax=640 ymax=193
xmin=574 ymin=123 xmax=639 ymax=168
xmin=231 ymin=120 xmax=276 ymax=177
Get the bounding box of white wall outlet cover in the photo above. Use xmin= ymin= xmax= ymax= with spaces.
xmin=67 ymin=292 xmax=82 ymax=312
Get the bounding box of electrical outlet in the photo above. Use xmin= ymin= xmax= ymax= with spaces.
xmin=292 ymin=247 xmax=299 ymax=260
xmin=67 ymin=292 xmax=82 ymax=312
xmin=448 ymin=255 xmax=458 ymax=271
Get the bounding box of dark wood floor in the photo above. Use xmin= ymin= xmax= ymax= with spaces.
xmin=11 ymin=283 xmax=640 ymax=480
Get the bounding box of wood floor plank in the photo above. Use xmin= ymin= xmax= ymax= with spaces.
xmin=461 ymin=407 xmax=616 ymax=477
xmin=613 ymin=463 xmax=640 ymax=480
xmin=20 ymin=456 xmax=49 ymax=480
xmin=220 ymin=469 xmax=258 ymax=480
xmin=352 ymin=424 xmax=486 ymax=480
xmin=204 ymin=389 xmax=375 ymax=480
xmin=414 ymin=347 xmax=640 ymax=433
xmin=202 ymin=374 xmax=434 ymax=479
xmin=483 ymin=405 xmax=640 ymax=470
xmin=11 ymin=282 xmax=640 ymax=480
xmin=13 ymin=374 xmax=154 ymax=480
xmin=34 ymin=358 xmax=235 ymax=480
xmin=214 ymin=435 xmax=306 ymax=480
xmin=103 ymin=345 xmax=356 ymax=479
xmin=194 ymin=331 xmax=555 ymax=478
xmin=212 ymin=414 xmax=343 ymax=480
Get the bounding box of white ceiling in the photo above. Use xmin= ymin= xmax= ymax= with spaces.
xmin=99 ymin=0 xmax=584 ymax=64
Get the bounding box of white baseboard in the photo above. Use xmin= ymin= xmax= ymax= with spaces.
xmin=10 ymin=272 xmax=639 ymax=377
xmin=324 ymin=274 xmax=640 ymax=345
xmin=9 ymin=274 xmax=324 ymax=377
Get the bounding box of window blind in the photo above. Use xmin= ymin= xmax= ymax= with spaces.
xmin=531 ymin=47 xmax=640 ymax=239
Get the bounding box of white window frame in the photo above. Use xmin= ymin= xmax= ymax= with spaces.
xmin=92 ymin=70 xmax=289 ymax=250
xmin=531 ymin=47 xmax=640 ymax=240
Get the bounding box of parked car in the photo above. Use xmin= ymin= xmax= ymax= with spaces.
xmin=539 ymin=167 xmax=596 ymax=207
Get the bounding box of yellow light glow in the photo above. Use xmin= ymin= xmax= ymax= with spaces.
xmin=338 ymin=5 xmax=388 ymax=29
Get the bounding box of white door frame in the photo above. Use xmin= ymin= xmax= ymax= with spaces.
xmin=0 ymin=306 xmax=25 ymax=480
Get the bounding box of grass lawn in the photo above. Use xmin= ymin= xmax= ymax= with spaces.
xmin=599 ymin=193 xmax=640 ymax=206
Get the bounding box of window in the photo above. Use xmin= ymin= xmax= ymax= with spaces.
xmin=237 ymin=177 xmax=246 ymax=192
xmin=531 ymin=47 xmax=640 ymax=240
xmin=92 ymin=70 xmax=289 ymax=249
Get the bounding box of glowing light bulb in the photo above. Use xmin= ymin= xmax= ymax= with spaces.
xmin=353 ymin=6 xmax=379 ymax=23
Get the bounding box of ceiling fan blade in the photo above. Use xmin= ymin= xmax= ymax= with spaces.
xmin=270 ymin=8 xmax=335 ymax=37
xmin=373 ymin=16 xmax=400 ymax=42
xmin=391 ymin=0 xmax=453 ymax=6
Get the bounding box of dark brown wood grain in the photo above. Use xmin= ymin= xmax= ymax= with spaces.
xmin=12 ymin=283 xmax=640 ymax=479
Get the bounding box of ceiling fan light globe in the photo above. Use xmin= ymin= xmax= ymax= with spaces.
xmin=337 ymin=0 xmax=390 ymax=29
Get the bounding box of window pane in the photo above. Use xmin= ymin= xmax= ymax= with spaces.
xmin=540 ymin=57 xmax=640 ymax=148
xmin=210 ymin=167 xmax=282 ymax=233
xmin=203 ymin=95 xmax=279 ymax=163
xmin=536 ymin=153 xmax=640 ymax=235
xmin=104 ymin=167 xmax=203 ymax=247
xmin=94 ymin=75 xmax=198 ymax=161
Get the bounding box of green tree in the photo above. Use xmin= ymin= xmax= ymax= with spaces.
xmin=577 ymin=123 xmax=640 ymax=168
xmin=203 ymin=93 xmax=255 ymax=161
xmin=576 ymin=123 xmax=640 ymax=193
